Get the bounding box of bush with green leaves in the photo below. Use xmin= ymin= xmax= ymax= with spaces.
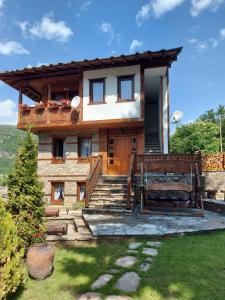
xmin=170 ymin=121 xmax=220 ymax=154
xmin=7 ymin=130 xmax=45 ymax=248
xmin=0 ymin=197 xmax=25 ymax=299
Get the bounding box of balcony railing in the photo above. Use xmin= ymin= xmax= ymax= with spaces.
xmin=18 ymin=101 xmax=80 ymax=129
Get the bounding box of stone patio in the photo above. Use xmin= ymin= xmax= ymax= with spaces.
xmin=83 ymin=210 xmax=225 ymax=237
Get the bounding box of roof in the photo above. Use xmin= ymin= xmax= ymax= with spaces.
xmin=0 ymin=47 xmax=182 ymax=101
xmin=0 ymin=47 xmax=182 ymax=80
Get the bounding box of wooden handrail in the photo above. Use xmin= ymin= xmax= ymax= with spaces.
xmin=85 ymin=155 xmax=103 ymax=208
xmin=127 ymin=154 xmax=135 ymax=209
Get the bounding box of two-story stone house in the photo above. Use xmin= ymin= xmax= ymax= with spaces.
xmin=0 ymin=48 xmax=182 ymax=210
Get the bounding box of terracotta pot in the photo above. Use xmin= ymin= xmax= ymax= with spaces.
xmin=27 ymin=243 xmax=54 ymax=280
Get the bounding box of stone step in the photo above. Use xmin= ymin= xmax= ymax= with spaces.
xmin=92 ymin=189 xmax=127 ymax=194
xmin=82 ymin=208 xmax=132 ymax=215
xmin=90 ymin=200 xmax=128 ymax=206
xmin=91 ymin=195 xmax=127 ymax=201
xmin=91 ymin=191 xmax=127 ymax=199
xmin=95 ymin=184 xmax=128 ymax=189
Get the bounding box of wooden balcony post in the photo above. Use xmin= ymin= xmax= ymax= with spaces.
xmin=47 ymin=83 xmax=51 ymax=100
xmin=19 ymin=87 xmax=23 ymax=106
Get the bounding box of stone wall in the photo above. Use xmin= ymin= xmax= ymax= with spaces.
xmin=38 ymin=130 xmax=99 ymax=207
xmin=202 ymin=171 xmax=225 ymax=199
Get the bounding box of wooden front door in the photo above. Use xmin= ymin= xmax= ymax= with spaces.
xmin=107 ymin=136 xmax=133 ymax=175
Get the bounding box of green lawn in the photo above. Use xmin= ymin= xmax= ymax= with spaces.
xmin=10 ymin=232 xmax=225 ymax=300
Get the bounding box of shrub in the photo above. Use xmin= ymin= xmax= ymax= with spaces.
xmin=7 ymin=130 xmax=45 ymax=248
xmin=0 ymin=198 xmax=25 ymax=299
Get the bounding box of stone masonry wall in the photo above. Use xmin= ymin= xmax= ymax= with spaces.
xmin=38 ymin=130 xmax=99 ymax=207
xmin=202 ymin=171 xmax=225 ymax=199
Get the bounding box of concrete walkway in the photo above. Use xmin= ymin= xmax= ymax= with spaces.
xmin=83 ymin=210 xmax=225 ymax=237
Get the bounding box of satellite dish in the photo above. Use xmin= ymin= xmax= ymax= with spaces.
xmin=71 ymin=96 xmax=80 ymax=108
xmin=171 ymin=111 xmax=183 ymax=124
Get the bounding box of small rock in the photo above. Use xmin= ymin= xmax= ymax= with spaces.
xmin=76 ymin=292 xmax=102 ymax=300
xmin=143 ymin=248 xmax=158 ymax=257
xmin=139 ymin=262 xmax=151 ymax=272
xmin=126 ymin=250 xmax=138 ymax=254
xmin=146 ymin=241 xmax=161 ymax=247
xmin=146 ymin=257 xmax=153 ymax=263
xmin=128 ymin=242 xmax=142 ymax=250
xmin=115 ymin=272 xmax=140 ymax=292
xmin=106 ymin=296 xmax=132 ymax=300
xmin=115 ymin=256 xmax=137 ymax=268
xmin=91 ymin=274 xmax=113 ymax=289
xmin=107 ymin=268 xmax=118 ymax=274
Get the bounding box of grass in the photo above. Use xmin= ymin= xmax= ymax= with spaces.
xmin=10 ymin=231 xmax=225 ymax=300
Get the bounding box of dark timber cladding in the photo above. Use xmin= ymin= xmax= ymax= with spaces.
xmin=0 ymin=47 xmax=182 ymax=95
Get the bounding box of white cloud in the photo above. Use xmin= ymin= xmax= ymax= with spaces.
xmin=81 ymin=0 xmax=91 ymax=11
xmin=188 ymin=27 xmax=225 ymax=52
xmin=220 ymin=28 xmax=225 ymax=38
xmin=196 ymin=41 xmax=208 ymax=51
xmin=129 ymin=39 xmax=143 ymax=52
xmin=136 ymin=0 xmax=185 ymax=25
xmin=18 ymin=14 xmax=73 ymax=42
xmin=99 ymin=21 xmax=121 ymax=46
xmin=209 ymin=38 xmax=218 ymax=47
xmin=0 ymin=41 xmax=29 ymax=55
xmin=188 ymin=38 xmax=198 ymax=43
xmin=0 ymin=99 xmax=17 ymax=125
xmin=0 ymin=0 xmax=4 ymax=8
xmin=136 ymin=2 xmax=152 ymax=26
xmin=191 ymin=0 xmax=224 ymax=16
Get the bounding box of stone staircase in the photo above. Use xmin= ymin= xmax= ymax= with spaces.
xmin=145 ymin=133 xmax=161 ymax=154
xmin=83 ymin=175 xmax=133 ymax=215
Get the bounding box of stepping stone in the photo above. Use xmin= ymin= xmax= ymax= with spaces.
xmin=115 ymin=271 xmax=140 ymax=292
xmin=91 ymin=274 xmax=113 ymax=289
xmin=115 ymin=256 xmax=137 ymax=268
xmin=146 ymin=257 xmax=153 ymax=263
xmin=128 ymin=242 xmax=142 ymax=250
xmin=126 ymin=250 xmax=138 ymax=254
xmin=139 ymin=262 xmax=151 ymax=272
xmin=146 ymin=241 xmax=162 ymax=247
xmin=77 ymin=292 xmax=102 ymax=300
xmin=107 ymin=268 xmax=119 ymax=274
xmin=143 ymin=248 xmax=158 ymax=257
xmin=106 ymin=296 xmax=132 ymax=300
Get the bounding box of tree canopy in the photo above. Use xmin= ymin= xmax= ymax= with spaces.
xmin=170 ymin=121 xmax=220 ymax=154
xmin=7 ymin=130 xmax=44 ymax=248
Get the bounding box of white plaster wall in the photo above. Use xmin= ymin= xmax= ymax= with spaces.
xmin=83 ymin=65 xmax=141 ymax=121
xmin=162 ymin=75 xmax=169 ymax=154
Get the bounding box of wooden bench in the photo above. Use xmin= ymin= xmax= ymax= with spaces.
xmin=137 ymin=156 xmax=204 ymax=216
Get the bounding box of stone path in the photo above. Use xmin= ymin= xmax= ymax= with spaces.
xmin=77 ymin=240 xmax=162 ymax=299
xmin=83 ymin=211 xmax=225 ymax=236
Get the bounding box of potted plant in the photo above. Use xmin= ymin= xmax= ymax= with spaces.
xmin=61 ymin=99 xmax=71 ymax=108
xmin=35 ymin=101 xmax=45 ymax=110
xmin=47 ymin=100 xmax=59 ymax=109
xmin=26 ymin=230 xmax=55 ymax=280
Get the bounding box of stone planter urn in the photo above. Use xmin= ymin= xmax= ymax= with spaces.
xmin=27 ymin=243 xmax=54 ymax=280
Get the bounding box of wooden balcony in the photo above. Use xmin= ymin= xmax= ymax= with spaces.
xmin=18 ymin=102 xmax=80 ymax=131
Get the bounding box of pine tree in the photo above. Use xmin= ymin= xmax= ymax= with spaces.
xmin=0 ymin=197 xmax=25 ymax=299
xmin=7 ymin=130 xmax=44 ymax=247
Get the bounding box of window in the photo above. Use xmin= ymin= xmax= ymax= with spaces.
xmin=52 ymin=138 xmax=65 ymax=162
xmin=78 ymin=137 xmax=92 ymax=158
xmin=51 ymin=182 xmax=64 ymax=204
xmin=90 ymin=79 xmax=105 ymax=104
xmin=77 ymin=182 xmax=86 ymax=202
xmin=118 ymin=76 xmax=134 ymax=102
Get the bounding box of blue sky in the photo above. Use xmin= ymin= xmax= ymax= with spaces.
xmin=0 ymin=0 xmax=225 ymax=126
